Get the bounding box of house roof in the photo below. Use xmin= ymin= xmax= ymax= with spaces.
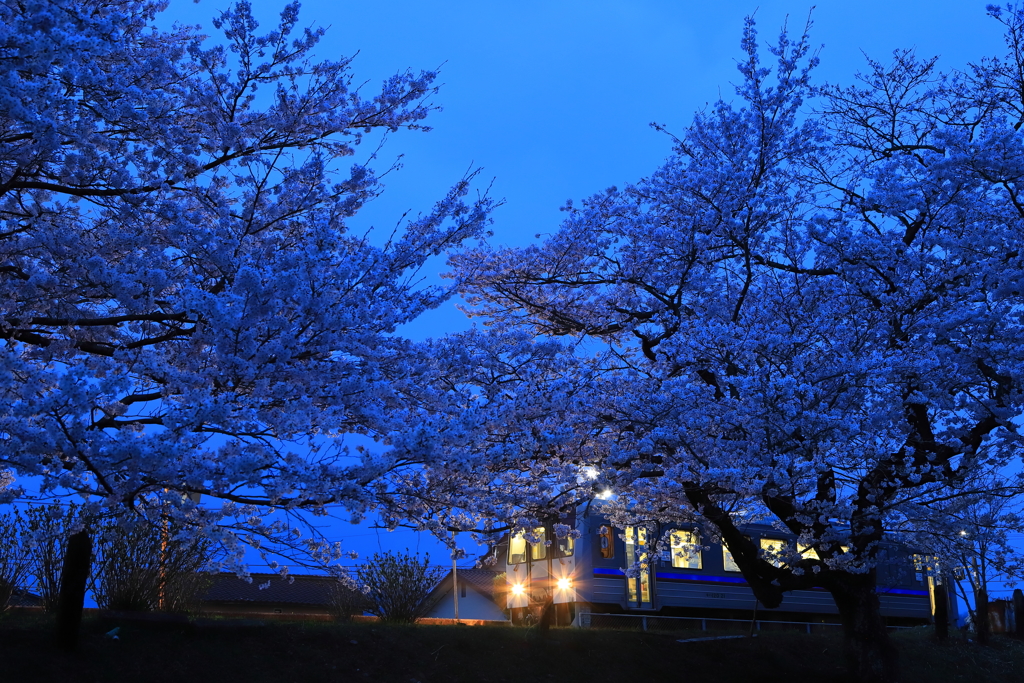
xmin=450 ymin=569 xmax=502 ymax=600
xmin=203 ymin=573 xmax=336 ymax=606
xmin=7 ymin=589 xmax=43 ymax=608
xmin=420 ymin=568 xmax=503 ymax=615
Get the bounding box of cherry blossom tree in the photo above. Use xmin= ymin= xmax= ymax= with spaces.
xmin=0 ymin=0 xmax=493 ymax=552
xmin=445 ymin=9 xmax=1024 ymax=683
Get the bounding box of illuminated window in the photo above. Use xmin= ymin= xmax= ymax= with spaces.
xmin=723 ymin=546 xmax=741 ymax=572
xmin=508 ymin=532 xmax=527 ymax=564
xmin=797 ymin=543 xmax=820 ymax=560
xmin=625 ymin=526 xmax=651 ymax=605
xmin=598 ymin=525 xmax=615 ymax=559
xmin=798 ymin=543 xmax=849 ymax=560
xmin=556 ymin=533 xmax=574 ymax=558
xmin=760 ymin=538 xmax=787 ymax=567
xmin=529 ymin=527 xmax=547 ymax=561
xmin=670 ymin=530 xmax=702 ymax=569
xmin=913 ymin=554 xmax=939 ymax=583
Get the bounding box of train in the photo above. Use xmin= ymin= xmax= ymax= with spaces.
xmin=497 ymin=509 xmax=946 ymax=628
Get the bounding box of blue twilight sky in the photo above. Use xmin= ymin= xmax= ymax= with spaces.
xmin=152 ymin=0 xmax=1018 ymax=573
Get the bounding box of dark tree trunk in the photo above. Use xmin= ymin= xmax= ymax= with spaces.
xmin=55 ymin=530 xmax=92 ymax=652
xmin=831 ymin=573 xmax=900 ymax=683
xmin=975 ymin=588 xmax=989 ymax=644
xmin=536 ymin=595 xmax=555 ymax=634
xmin=1013 ymin=588 xmax=1024 ymax=639
xmin=933 ymin=583 xmax=949 ymax=640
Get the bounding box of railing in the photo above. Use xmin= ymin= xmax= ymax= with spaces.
xmin=575 ymin=612 xmax=909 ymax=634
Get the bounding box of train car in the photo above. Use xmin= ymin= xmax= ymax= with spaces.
xmin=498 ymin=509 xmax=942 ymax=627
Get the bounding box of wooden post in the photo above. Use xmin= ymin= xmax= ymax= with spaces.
xmin=55 ymin=530 xmax=92 ymax=651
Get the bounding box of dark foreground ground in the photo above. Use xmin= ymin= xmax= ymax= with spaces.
xmin=1 ymin=613 xmax=1023 ymax=683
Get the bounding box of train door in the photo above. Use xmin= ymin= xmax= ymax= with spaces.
xmin=624 ymin=526 xmax=653 ymax=609
xmin=505 ymin=528 xmax=552 ymax=624
xmin=506 ymin=531 xmax=531 ymax=623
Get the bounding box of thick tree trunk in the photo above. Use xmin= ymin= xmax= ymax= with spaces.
xmin=55 ymin=530 xmax=92 ymax=652
xmin=975 ymin=588 xmax=989 ymax=644
xmin=831 ymin=573 xmax=900 ymax=683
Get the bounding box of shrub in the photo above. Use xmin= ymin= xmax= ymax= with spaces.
xmin=357 ymin=550 xmax=444 ymax=624
xmin=325 ymin=573 xmax=369 ymax=622
xmin=91 ymin=517 xmax=216 ymax=613
xmin=0 ymin=509 xmax=31 ymax=611
xmin=24 ymin=503 xmax=82 ymax=612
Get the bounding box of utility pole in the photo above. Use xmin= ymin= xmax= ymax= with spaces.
xmin=452 ymin=531 xmax=459 ymax=623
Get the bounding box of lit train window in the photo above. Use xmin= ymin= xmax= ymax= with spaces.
xmin=797 ymin=543 xmax=820 ymax=560
xmin=556 ymin=533 xmax=574 ymax=558
xmin=508 ymin=532 xmax=527 ymax=564
xmin=913 ymin=554 xmax=939 ymax=583
xmin=723 ymin=546 xmax=741 ymax=572
xmin=624 ymin=526 xmax=651 ymax=605
xmin=670 ymin=530 xmax=702 ymax=569
xmin=760 ymin=538 xmax=787 ymax=567
xmin=529 ymin=527 xmax=547 ymax=561
xmin=798 ymin=543 xmax=848 ymax=560
xmin=598 ymin=525 xmax=614 ymax=559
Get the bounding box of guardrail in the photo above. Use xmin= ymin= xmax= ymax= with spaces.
xmin=576 ymin=612 xmax=909 ymax=634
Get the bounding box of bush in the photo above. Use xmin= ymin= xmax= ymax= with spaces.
xmin=91 ymin=517 xmax=216 ymax=614
xmin=24 ymin=503 xmax=82 ymax=612
xmin=326 ymin=573 xmax=369 ymax=622
xmin=0 ymin=509 xmax=31 ymax=611
xmin=357 ymin=550 xmax=444 ymax=624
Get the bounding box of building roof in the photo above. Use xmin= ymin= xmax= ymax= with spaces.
xmin=7 ymin=589 xmax=43 ymax=608
xmin=420 ymin=568 xmax=503 ymax=615
xmin=202 ymin=573 xmax=336 ymax=607
xmin=451 ymin=569 xmax=502 ymax=600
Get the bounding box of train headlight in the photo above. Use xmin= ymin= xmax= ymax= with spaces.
xmin=557 ymin=577 xmax=572 ymax=591
xmin=511 ymin=583 xmax=525 ymax=596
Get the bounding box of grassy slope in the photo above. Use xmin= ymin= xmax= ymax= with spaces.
xmin=1 ymin=614 xmax=1023 ymax=683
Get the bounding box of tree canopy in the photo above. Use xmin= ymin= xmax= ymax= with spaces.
xmin=418 ymin=8 xmax=1024 ymax=681
xmin=0 ymin=0 xmax=493 ymax=553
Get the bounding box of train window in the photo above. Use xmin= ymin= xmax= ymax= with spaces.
xmin=624 ymin=526 xmax=651 ymax=605
xmin=598 ymin=525 xmax=614 ymax=559
xmin=760 ymin=538 xmax=787 ymax=567
xmin=798 ymin=543 xmax=849 ymax=560
xmin=722 ymin=536 xmax=751 ymax=572
xmin=797 ymin=543 xmax=820 ymax=560
xmin=508 ymin=532 xmax=527 ymax=564
xmin=913 ymin=554 xmax=939 ymax=583
xmin=670 ymin=530 xmax=702 ymax=569
xmin=723 ymin=546 xmax=741 ymax=572
xmin=556 ymin=533 xmax=574 ymax=558
xmin=529 ymin=527 xmax=547 ymax=561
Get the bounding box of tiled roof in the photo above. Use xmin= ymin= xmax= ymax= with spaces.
xmin=7 ymin=589 xmax=43 ymax=608
xmin=203 ymin=573 xmax=336 ymax=606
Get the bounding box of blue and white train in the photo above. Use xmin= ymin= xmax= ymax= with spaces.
xmin=499 ymin=511 xmax=943 ymax=627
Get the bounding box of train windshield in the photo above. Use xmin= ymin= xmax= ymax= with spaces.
xmin=508 ymin=532 xmax=527 ymax=564
xmin=530 ymin=528 xmax=547 ymax=560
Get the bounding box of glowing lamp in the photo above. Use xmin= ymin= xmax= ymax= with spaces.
xmin=557 ymin=577 xmax=572 ymax=591
xmin=511 ymin=583 xmax=525 ymax=596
